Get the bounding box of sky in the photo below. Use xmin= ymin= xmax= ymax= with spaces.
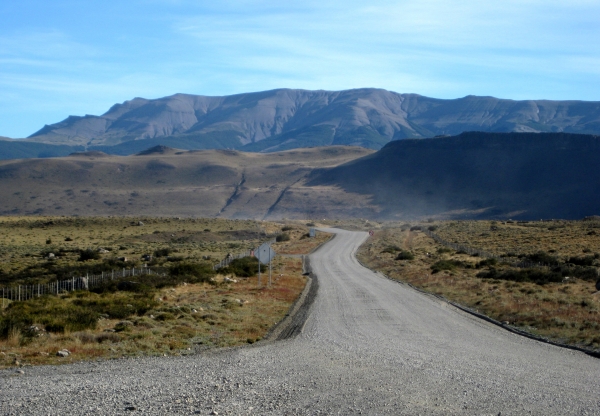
xmin=1 ymin=0 xmax=599 ymax=138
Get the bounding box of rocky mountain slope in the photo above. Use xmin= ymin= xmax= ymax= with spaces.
xmin=17 ymin=89 xmax=600 ymax=156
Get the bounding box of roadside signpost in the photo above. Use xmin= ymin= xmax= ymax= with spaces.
xmin=369 ymin=230 xmax=374 ymax=236
xmin=255 ymin=243 xmax=276 ymax=287
xmin=309 ymin=228 xmax=316 ymax=238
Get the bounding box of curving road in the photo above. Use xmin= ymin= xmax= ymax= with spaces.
xmin=2 ymin=229 xmax=600 ymax=415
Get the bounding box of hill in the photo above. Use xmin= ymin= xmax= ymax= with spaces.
xmin=1 ymin=133 xmax=599 ymax=220
xmin=0 ymin=146 xmax=374 ymax=218
xmin=308 ymin=132 xmax=600 ymax=220
xmin=4 ymin=89 xmax=597 ymax=158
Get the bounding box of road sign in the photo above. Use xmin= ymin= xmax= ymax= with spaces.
xmin=369 ymin=230 xmax=374 ymax=236
xmin=309 ymin=228 xmax=316 ymax=238
xmin=255 ymin=243 xmax=276 ymax=265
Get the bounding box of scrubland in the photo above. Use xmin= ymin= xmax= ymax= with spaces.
xmin=0 ymin=217 xmax=326 ymax=368
xmin=357 ymin=219 xmax=600 ymax=351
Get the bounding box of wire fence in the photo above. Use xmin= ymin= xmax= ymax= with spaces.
xmin=422 ymin=229 xmax=554 ymax=269
xmin=1 ymin=266 xmax=157 ymax=306
xmin=213 ymin=238 xmax=277 ymax=270
xmin=1 ymin=236 xmax=280 ymax=307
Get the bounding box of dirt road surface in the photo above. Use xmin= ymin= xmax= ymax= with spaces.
xmin=1 ymin=229 xmax=599 ymax=415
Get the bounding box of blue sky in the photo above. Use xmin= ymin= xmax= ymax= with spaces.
xmin=1 ymin=0 xmax=599 ymax=138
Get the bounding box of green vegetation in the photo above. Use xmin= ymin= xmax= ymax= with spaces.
xmin=0 ymin=217 xmax=327 ymax=368
xmin=476 ymin=268 xmax=563 ymax=285
xmin=0 ymin=290 xmax=157 ymax=337
xmin=381 ymin=245 xmax=401 ymax=254
xmin=431 ymin=259 xmax=464 ymax=273
xmin=276 ymin=233 xmax=291 ymax=242
xmin=219 ymin=257 xmax=260 ymax=277
xmin=395 ymin=251 xmax=414 ymax=261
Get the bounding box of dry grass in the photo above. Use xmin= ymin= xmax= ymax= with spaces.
xmin=0 ymin=216 xmax=276 ymax=287
xmin=0 ymin=258 xmax=306 ymax=368
xmin=0 ymin=216 xmax=327 ymax=369
xmin=357 ymin=221 xmax=600 ymax=351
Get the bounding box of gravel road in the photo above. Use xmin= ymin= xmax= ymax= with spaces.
xmin=2 ymin=229 xmax=599 ymax=415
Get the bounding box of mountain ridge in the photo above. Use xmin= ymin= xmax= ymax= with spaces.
xmin=16 ymin=88 xmax=600 ymax=155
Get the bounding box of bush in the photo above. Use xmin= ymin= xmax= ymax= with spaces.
xmin=395 ymin=251 xmax=414 ymax=260
xmin=381 ymin=245 xmax=401 ymax=254
xmin=154 ymin=247 xmax=173 ymax=257
xmin=427 ymin=225 xmax=438 ymax=231
xmin=410 ymin=226 xmax=422 ymax=231
xmin=220 ymin=257 xmax=260 ymax=277
xmin=476 ymin=258 xmax=498 ymax=268
xmin=155 ymin=312 xmax=175 ymax=321
xmin=79 ymin=248 xmax=100 ymax=261
xmin=477 ymin=268 xmax=563 ymax=285
xmin=566 ymin=255 xmax=596 ymax=267
xmin=552 ymin=264 xmax=599 ymax=281
xmin=431 ymin=260 xmax=463 ymax=273
xmin=276 ymin=233 xmax=290 ymax=242
xmin=521 ymin=251 xmax=559 ymax=265
xmin=168 ymin=262 xmax=215 ymax=283
xmin=0 ymin=296 xmax=101 ymax=337
xmin=281 ymin=226 xmax=293 ymax=232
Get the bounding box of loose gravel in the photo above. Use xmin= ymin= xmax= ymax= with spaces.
xmin=2 ymin=229 xmax=599 ymax=415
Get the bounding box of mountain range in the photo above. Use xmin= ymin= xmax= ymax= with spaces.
xmin=3 ymin=88 xmax=600 ymax=159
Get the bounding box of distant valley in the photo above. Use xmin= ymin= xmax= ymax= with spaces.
xmin=0 ymin=132 xmax=598 ymax=220
xmin=2 ymin=88 xmax=600 ymax=159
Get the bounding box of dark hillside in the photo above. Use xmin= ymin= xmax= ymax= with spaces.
xmin=309 ymin=132 xmax=600 ymax=220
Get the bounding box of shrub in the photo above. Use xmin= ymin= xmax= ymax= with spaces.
xmin=427 ymin=225 xmax=438 ymax=231
xmin=410 ymin=226 xmax=422 ymax=231
xmin=79 ymin=248 xmax=100 ymax=261
xmin=96 ymin=333 xmax=121 ymax=343
xmin=566 ymin=255 xmax=596 ymax=267
xmin=477 ymin=268 xmax=563 ymax=285
xmin=553 ymin=265 xmax=599 ymax=281
xmin=155 ymin=312 xmax=175 ymax=321
xmin=154 ymin=247 xmax=173 ymax=257
xmin=381 ymin=245 xmax=401 ymax=254
xmin=395 ymin=251 xmax=415 ymax=260
xmin=522 ymin=251 xmax=559 ymax=265
xmin=281 ymin=226 xmax=293 ymax=232
xmin=431 ymin=260 xmax=463 ymax=273
xmin=276 ymin=233 xmax=290 ymax=242
xmin=167 ymin=262 xmax=215 ymax=284
xmin=476 ymin=258 xmax=498 ymax=269
xmin=220 ymin=257 xmax=259 ymax=277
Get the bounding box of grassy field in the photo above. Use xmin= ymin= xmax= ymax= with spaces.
xmin=357 ymin=220 xmax=600 ymax=351
xmin=0 ymin=217 xmax=327 ymax=368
